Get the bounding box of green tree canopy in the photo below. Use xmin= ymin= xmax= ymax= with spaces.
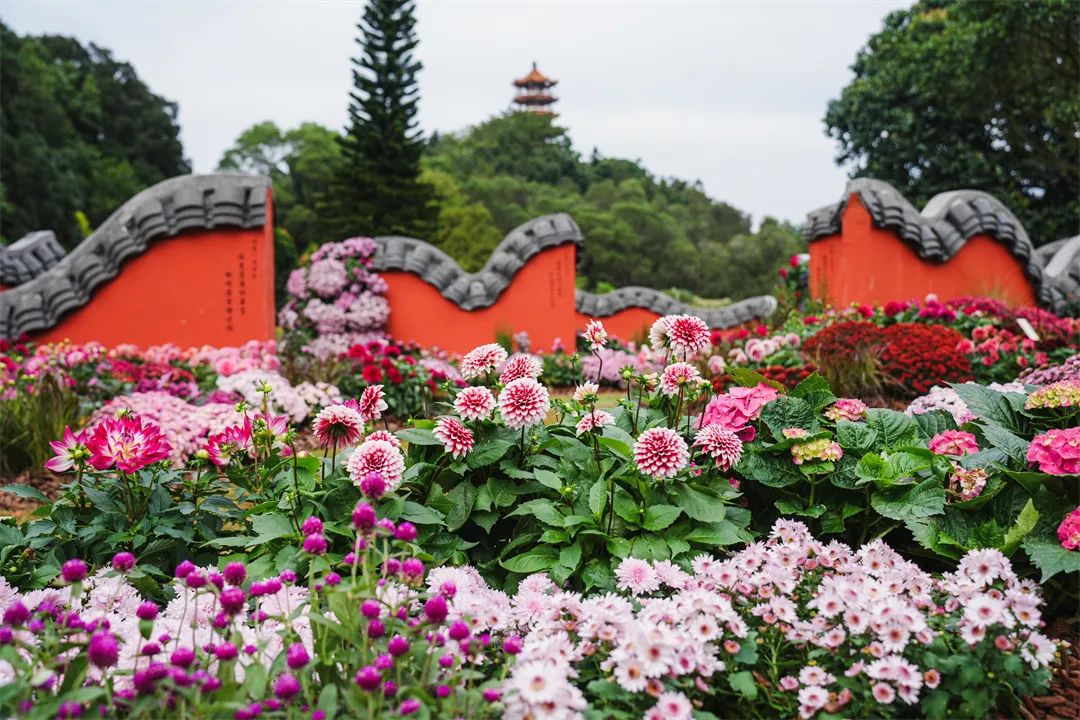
xmin=825 ymin=0 xmax=1079 ymax=245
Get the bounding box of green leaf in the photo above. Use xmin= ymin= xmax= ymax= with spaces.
xmin=500 ymin=546 xmax=559 ymax=574
xmin=855 ymin=449 xmax=933 ymax=487
xmin=684 ymin=520 xmax=746 ymax=546
xmin=760 ymin=396 xmax=815 ymax=438
xmin=533 ymin=468 xmax=563 ymax=491
xmin=728 ymin=671 xmax=759 ymax=700
xmin=790 ymin=372 xmax=836 ymax=412
xmin=558 ymin=541 xmax=582 ymax=573
xmin=466 ymin=440 xmax=513 ymax=468
xmin=82 ymin=485 xmax=123 ymax=513
xmin=0 ymin=484 xmax=48 ymax=502
xmin=952 ymin=383 xmax=1025 ymax=432
xmin=977 ymin=422 xmax=1029 ymax=463
xmin=835 ymin=420 xmax=878 ymax=455
xmin=588 ymin=480 xmax=607 ymax=520
xmin=507 ymin=499 xmax=564 ymax=527
xmin=582 ymin=561 xmax=615 ymax=591
xmin=737 ymin=451 xmax=802 ymax=488
xmin=1023 ymin=530 xmax=1080 ymax=581
xmin=871 ymin=478 xmax=945 ymax=521
xmin=643 ymin=504 xmax=682 ymax=531
xmin=613 ymin=488 xmax=641 ymax=524
xmin=252 ymin=513 xmax=295 ymax=542
xmin=911 ymin=410 xmax=957 ymax=441
xmin=318 ymin=685 xmax=339 ymax=719
xmin=395 ymin=428 xmax=443 ymax=446
xmin=673 ymin=484 xmax=728 ymax=522
xmin=727 ymin=367 xmax=784 ymax=391
xmin=630 ymin=534 xmax=670 ymax=560
xmin=865 ymin=409 xmax=919 ymax=447
xmin=444 ymin=482 xmax=477 ymax=532
xmin=400 ymin=502 xmax=445 ymax=525
xmin=1002 ymin=499 xmax=1039 ymax=556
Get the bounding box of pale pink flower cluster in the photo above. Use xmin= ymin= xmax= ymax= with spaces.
xmin=906 ymin=382 xmax=1025 ymax=424
xmin=948 ymin=465 xmax=989 ymax=500
xmin=215 ymin=371 xmax=340 ymax=423
xmin=928 ymin=430 xmax=979 ymax=457
xmin=1026 ymin=427 xmax=1080 ymax=476
xmin=726 ymin=332 xmax=801 ymax=366
xmin=699 ymin=384 xmax=779 ymax=442
xmin=580 ymin=346 xmax=665 ymax=386
xmin=186 ymin=341 xmax=280 ymax=376
xmin=823 ymin=398 xmax=868 ymax=422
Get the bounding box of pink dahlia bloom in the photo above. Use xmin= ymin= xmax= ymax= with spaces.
xmin=461 ymin=344 xmax=508 ymax=381
xmin=45 ymin=426 xmax=90 ymax=473
xmin=497 ymin=378 xmax=550 ymax=429
xmin=823 ymin=398 xmax=868 ymax=422
xmin=575 ymin=410 xmax=614 ymax=436
xmin=434 ymin=417 xmax=474 ymax=458
xmin=1057 ymin=506 xmax=1080 ymax=550
xmin=659 ymin=362 xmax=701 ymax=397
xmin=348 ymin=439 xmax=405 ymax=491
xmin=357 ymin=385 xmax=388 ymax=422
xmin=498 ymin=354 xmax=543 ymax=385
xmin=364 ymin=429 xmax=401 ymax=448
xmin=633 ymin=427 xmax=689 ymax=479
xmin=583 ymin=320 xmax=608 ymax=352
xmin=205 ymin=417 xmax=254 ymax=467
xmin=694 ymin=424 xmax=743 ymax=471
xmin=651 ymin=314 xmax=710 ymax=360
xmin=614 ymin=557 xmax=660 ymax=595
xmin=572 ymin=382 xmax=600 ymax=405
xmin=928 ymin=430 xmax=979 ymax=457
xmin=1026 ymin=427 xmax=1080 ymax=475
xmin=454 ymin=386 xmax=496 ymax=421
xmin=87 ymin=414 xmax=173 ymax=473
xmin=698 ymin=384 xmax=779 ymax=442
xmin=312 ymin=404 xmax=365 ymax=448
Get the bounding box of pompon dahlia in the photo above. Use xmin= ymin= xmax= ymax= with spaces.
xmin=312 ymin=404 xmax=365 ymax=448
xmin=454 ymin=386 xmax=496 ymax=421
xmin=928 ymin=430 xmax=979 ymax=457
xmin=347 ymin=439 xmax=405 ymax=491
xmin=497 ymin=377 xmax=550 ymax=429
xmin=357 ymin=385 xmax=388 ymax=421
xmin=823 ymin=398 xmax=868 ymax=422
xmin=659 ymin=362 xmax=702 ymax=397
xmin=633 ymin=427 xmax=689 ymax=479
xmin=575 ymin=410 xmax=614 ymax=436
xmin=434 ymin=417 xmax=474 ymax=458
xmin=87 ymin=414 xmax=173 ymax=473
xmin=461 ymin=343 xmax=509 ymax=381
xmin=583 ymin=319 xmax=608 ymax=352
xmin=365 ymin=429 xmax=401 ymax=448
xmin=652 ymin=315 xmax=710 ymax=360
xmin=694 ymin=424 xmax=743 ymax=471
xmin=498 ymin=354 xmax=543 ymax=385
xmin=45 ymin=426 xmax=90 ymax=473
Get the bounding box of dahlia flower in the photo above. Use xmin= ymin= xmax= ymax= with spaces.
xmin=651 ymin=314 xmax=711 ymax=360
xmin=312 ymin=404 xmax=365 ymax=448
xmin=45 ymin=426 xmax=90 ymax=473
xmin=694 ymin=424 xmax=743 ymax=471
xmin=1026 ymin=427 xmax=1080 ymax=475
xmin=497 ymin=378 xmax=550 ymax=429
xmin=498 ymin=354 xmax=543 ymax=385
xmin=347 ymin=440 xmax=405 ymax=492
xmin=824 ymin=398 xmax=868 ymax=422
xmin=575 ymin=410 xmax=614 ymax=436
xmin=659 ymin=362 xmax=701 ymax=397
xmin=364 ymin=429 xmax=401 ymax=448
xmin=583 ymin=320 xmax=608 ymax=352
xmin=357 ymin=385 xmax=388 ymax=422
xmin=461 ymin=344 xmax=508 ymax=381
xmin=205 ymin=417 xmax=254 ymax=467
xmin=1057 ymin=506 xmax=1080 ymax=550
xmin=434 ymin=417 xmax=474 ymax=458
xmin=453 ymin=386 xmax=496 ymax=421
xmin=86 ymin=414 xmax=173 ymax=473
xmin=790 ymin=437 xmax=842 ymax=466
xmin=572 ymin=381 xmax=600 ymax=405
xmin=633 ymin=427 xmax=689 ymax=479
xmin=928 ymin=430 xmax=979 ymax=457
xmin=949 ymin=466 xmax=989 ymax=501
xmin=1025 ymin=379 xmax=1080 ymax=410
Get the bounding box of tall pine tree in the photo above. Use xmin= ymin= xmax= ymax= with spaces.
xmin=329 ymin=0 xmax=435 ymax=238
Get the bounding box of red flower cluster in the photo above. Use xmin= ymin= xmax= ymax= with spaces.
xmin=878 ymin=324 xmax=972 ymax=397
xmin=109 ymin=360 xmax=199 ymax=398
xmin=801 ymin=321 xmax=887 ymax=370
xmin=348 ymin=341 xmax=410 ymax=386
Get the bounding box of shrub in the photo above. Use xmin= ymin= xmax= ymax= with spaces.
xmin=801 ymin=321 xmax=886 ymax=398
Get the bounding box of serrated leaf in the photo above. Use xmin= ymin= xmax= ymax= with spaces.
xmin=445 ymin=482 xmax=477 ymax=532
xmin=835 ymin=420 xmax=878 ymax=455
xmin=737 ymin=451 xmax=803 ymax=488
xmin=466 ymin=440 xmax=513 ymax=468
xmin=684 ymin=520 xmax=745 ymax=546
xmin=0 ymin=484 xmax=48 ymax=502
xmin=558 ymin=541 xmax=582 ymax=573
xmin=673 ymin=484 xmax=728 ymax=522
xmin=400 ymin=501 xmax=445 ymax=525
xmin=728 ymin=670 xmax=758 ymax=700
xmin=871 ymin=478 xmax=945 ymax=521
xmin=507 ymin=499 xmax=564 ymax=527
xmin=790 ymin=372 xmax=836 ymax=412
xmin=760 ymin=396 xmax=815 ymax=438
xmin=865 ymin=409 xmax=919 ymax=447
xmin=977 ymin=422 xmax=1029 ymax=463
xmin=252 ymin=513 xmax=295 ymax=541
xmin=1002 ymin=499 xmax=1039 ymax=556
xmin=395 ymin=428 xmax=443 ymax=446
xmin=643 ymin=504 xmax=682 ymax=531
xmin=952 ymin=383 xmax=1026 ymax=432
xmin=500 ymin=546 xmax=559 ymax=574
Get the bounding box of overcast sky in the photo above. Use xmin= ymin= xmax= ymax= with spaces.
xmin=3 ymin=0 xmax=908 ymax=226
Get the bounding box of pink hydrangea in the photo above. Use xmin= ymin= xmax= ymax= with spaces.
xmin=1026 ymin=427 xmax=1080 ymax=475
xmin=434 ymin=417 xmax=474 ymax=458
xmin=498 ymin=354 xmax=543 ymax=385
xmin=824 ymin=398 xmax=868 ymax=422
xmin=699 ymin=384 xmax=779 ymax=441
xmin=694 ymin=424 xmax=743 ymax=471
xmin=575 ymin=410 xmax=614 ymax=436
xmin=461 ymin=344 xmax=508 ymax=381
xmin=347 ymin=439 xmax=405 ymax=491
xmin=659 ymin=362 xmax=701 ymax=397
xmin=1057 ymin=506 xmax=1080 ymax=550
xmin=497 ymin=378 xmax=550 ymax=429
xmin=633 ymin=427 xmax=689 ymax=479
xmin=454 ymin=386 xmax=496 ymax=421
xmin=929 ymin=430 xmax=980 ymax=457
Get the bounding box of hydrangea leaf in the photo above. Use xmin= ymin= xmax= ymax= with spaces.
xmin=871 ymin=478 xmax=946 ymax=521
xmin=1001 ymin=499 xmax=1039 ymax=556
xmin=499 ymin=546 xmax=559 ymax=574
xmin=790 ymin=372 xmax=836 ymax=412
xmin=865 ymin=409 xmax=919 ymax=447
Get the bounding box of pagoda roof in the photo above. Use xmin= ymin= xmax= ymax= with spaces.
xmin=513 ymin=62 xmax=556 ymax=88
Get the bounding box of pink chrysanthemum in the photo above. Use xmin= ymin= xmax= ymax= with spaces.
xmin=694 ymin=424 xmax=743 ymax=471
xmin=583 ymin=320 xmax=608 ymax=352
xmin=575 ymin=410 xmax=614 ymax=436
xmin=461 ymin=343 xmax=508 ymax=381
xmin=364 ymin=429 xmax=401 ymax=448
xmin=659 ymin=362 xmax=702 ymax=397
xmin=928 ymin=430 xmax=979 ymax=457
xmin=312 ymin=404 xmax=365 ymax=448
xmin=433 ymin=417 xmax=474 ymax=458
xmin=454 ymin=386 xmax=496 ymax=421
xmin=497 ymin=377 xmax=550 ymax=429
xmin=651 ymin=314 xmax=710 ymax=360
xmin=1057 ymin=506 xmax=1080 ymax=550
xmin=823 ymin=398 xmax=868 ymax=422
xmin=633 ymin=427 xmax=689 ymax=479
xmin=87 ymin=414 xmax=173 ymax=473
xmin=1026 ymin=427 xmax=1080 ymax=476
xmin=45 ymin=426 xmax=90 ymax=473
xmin=498 ymin=354 xmax=543 ymax=385
xmin=357 ymin=385 xmax=388 ymax=421
xmin=205 ymin=417 xmax=254 ymax=467
xmin=614 ymin=557 xmax=660 ymax=595
xmin=347 ymin=439 xmax=405 ymax=491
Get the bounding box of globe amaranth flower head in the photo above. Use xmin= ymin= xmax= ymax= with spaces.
xmin=312 ymin=403 xmax=365 ymax=448
xmin=633 ymin=427 xmax=689 ymax=479
xmin=928 ymin=430 xmax=979 ymax=457
xmin=659 ymin=362 xmax=702 ymax=397
xmin=823 ymin=398 xmax=868 ymax=422
xmin=433 ymin=417 xmax=474 ymax=458
xmin=498 ymin=354 xmax=543 ymax=385
xmin=694 ymin=423 xmax=743 ymax=471
xmin=461 ymin=343 xmax=509 ymax=381
xmin=497 ymin=377 xmax=550 ymax=429
xmin=347 ymin=439 xmax=406 ymax=491
xmin=45 ymin=426 xmax=91 ymax=473
xmin=1025 ymin=379 xmax=1080 ymax=410
xmin=650 ymin=314 xmax=711 ymax=361
xmin=454 ymin=386 xmax=496 ymax=421
xmin=1026 ymin=427 xmax=1080 ymax=476
xmin=86 ymin=414 xmax=173 ymax=473
xmin=583 ymin=319 xmax=608 ymax=352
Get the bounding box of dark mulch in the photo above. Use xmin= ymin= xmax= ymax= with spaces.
xmin=1021 ymin=626 xmax=1080 ymax=720
xmin=0 ymin=471 xmax=62 ymax=519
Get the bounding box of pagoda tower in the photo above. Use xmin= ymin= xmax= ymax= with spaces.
xmin=512 ymin=62 xmax=557 ymax=116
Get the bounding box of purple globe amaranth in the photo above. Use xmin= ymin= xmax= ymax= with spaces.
xmin=279 ymin=569 xmax=297 ymax=584
xmin=354 ymin=665 xmax=381 ymax=691
xmin=223 ymin=562 xmax=246 ymax=586
xmin=286 ymin=642 xmax=310 ymax=669
xmin=136 ymin=602 xmax=159 ymax=621
xmin=186 ymin=572 xmax=207 ymax=589
xmin=439 ymin=581 xmax=457 ymax=598
xmin=219 ymin=587 xmax=247 ymax=615
xmin=61 ymin=558 xmax=87 ymax=583
xmin=303 ymin=534 xmax=327 ymax=555
xmin=0 ymin=626 xmax=13 ymax=645
xmin=374 ymin=653 xmax=394 ymax=670
xmin=170 ymin=647 xmax=195 ymax=668
xmin=401 ymin=558 xmax=424 ymax=579
xmin=175 ymin=560 xmax=196 ymax=579
xmin=214 ymin=642 xmax=239 ymax=661
xmin=3 ymin=601 xmax=30 ymax=626
xmin=394 ymin=522 xmax=417 ymax=542
xmin=352 ymin=502 xmax=377 ymax=530
xmin=424 ymin=595 xmax=448 ymax=625
xmin=448 ymin=620 xmax=469 ymax=641
xmin=367 ymin=619 xmax=386 ymax=639
xmin=111 ymin=552 xmax=136 ymax=573
xmin=88 ymin=632 xmax=119 ymax=668
xmin=503 ymin=635 xmax=523 ymax=655
xmin=360 ymin=472 xmax=386 ymax=499
xmin=273 ymin=673 xmax=302 ymax=701
xmin=482 ymin=689 xmax=502 ymax=702
xmin=361 ymin=600 xmax=381 ymax=618
xmin=324 ymin=571 xmax=342 ymax=586
xmin=384 ymin=558 xmax=402 ymax=575
xmin=209 ymin=572 xmax=225 ymax=589
xmin=399 ymin=699 xmax=421 ymax=715
xmin=436 ymin=685 xmax=451 ymax=699
xmin=387 ymin=635 xmax=409 ymax=657
xmin=301 ymin=516 xmax=324 ymax=536
xmin=383 ymin=681 xmax=398 ymax=698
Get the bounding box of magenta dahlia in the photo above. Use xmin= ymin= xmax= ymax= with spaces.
xmin=357 ymin=385 xmax=388 ymax=421
xmin=313 ymin=404 xmax=365 ymax=448
xmin=498 ymin=354 xmax=543 ymax=385
xmin=583 ymin=319 xmax=608 ymax=352
xmin=497 ymin=377 xmax=550 ymax=429
xmin=45 ymin=426 xmax=90 ymax=473
xmin=694 ymin=424 xmax=743 ymax=471
xmin=87 ymin=414 xmax=173 ymax=473
xmin=347 ymin=439 xmax=405 ymax=491
xmin=434 ymin=417 xmax=474 ymax=458
xmin=454 ymin=386 xmax=496 ymax=421
xmin=633 ymin=427 xmax=689 ymax=479
xmin=659 ymin=362 xmax=702 ymax=397
xmin=205 ymin=418 xmax=255 ymax=467
xmin=461 ymin=343 xmax=509 ymax=381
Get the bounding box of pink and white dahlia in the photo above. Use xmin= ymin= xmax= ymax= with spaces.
xmin=461 ymin=343 xmax=508 ymax=381
xmin=659 ymin=362 xmax=702 ymax=397
xmin=583 ymin=320 xmax=608 ymax=352
xmin=364 ymin=429 xmax=401 ymax=448
xmin=45 ymin=426 xmax=90 ymax=473
xmin=575 ymin=410 xmax=614 ymax=436
xmin=1058 ymin=506 xmax=1080 ymax=550
xmin=633 ymin=427 xmax=689 ymax=479
xmin=1026 ymin=427 xmax=1080 ymax=475
xmin=651 ymin=314 xmax=710 ymax=360
xmin=928 ymin=430 xmax=979 ymax=457
xmin=205 ymin=417 xmax=254 ymax=467
xmin=312 ymin=404 xmax=365 ymax=448
xmin=498 ymin=354 xmax=543 ymax=385
xmin=86 ymin=414 xmax=173 ymax=473
xmin=614 ymin=557 xmax=660 ymax=595
xmin=357 ymin=385 xmax=388 ymax=422
xmin=347 ymin=439 xmax=405 ymax=492
xmin=823 ymin=398 xmax=868 ymax=422
xmin=497 ymin=378 xmax=550 ymax=429
xmin=434 ymin=417 xmax=474 ymax=458
xmin=694 ymin=424 xmax=743 ymax=471
xmin=454 ymin=386 xmax=496 ymax=421
xmin=572 ymin=381 xmax=600 ymax=405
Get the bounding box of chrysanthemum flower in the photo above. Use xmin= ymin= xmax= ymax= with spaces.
xmin=454 ymin=386 xmax=496 ymax=421
xmin=347 ymin=439 xmax=405 ymax=491
xmin=633 ymin=427 xmax=688 ymax=478
xmin=45 ymin=426 xmax=90 ymax=473
xmin=614 ymin=557 xmax=660 ymax=595
xmin=694 ymin=424 xmax=743 ymax=471
xmin=572 ymin=382 xmax=599 ymax=405
xmin=583 ymin=320 xmax=608 ymax=352
xmin=434 ymin=417 xmax=474 ymax=458
xmin=498 ymin=354 xmax=543 ymax=385
xmin=357 ymin=385 xmax=388 ymax=421
xmin=87 ymin=414 xmax=173 ymax=473
xmin=461 ymin=344 xmax=508 ymax=381
xmin=575 ymin=410 xmax=614 ymax=436
xmin=659 ymin=362 xmax=701 ymax=397
xmin=928 ymin=430 xmax=979 ymax=457
xmin=498 ymin=378 xmax=550 ymax=429
xmin=651 ymin=314 xmax=710 ymax=360
xmin=312 ymin=404 xmax=365 ymax=448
